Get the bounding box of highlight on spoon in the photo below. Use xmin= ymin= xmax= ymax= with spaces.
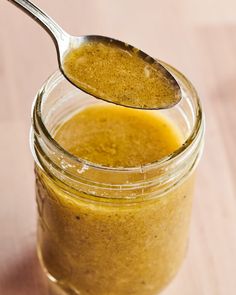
xmin=61 ymin=36 xmax=182 ymax=110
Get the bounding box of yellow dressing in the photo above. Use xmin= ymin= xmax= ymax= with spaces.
xmin=63 ymin=42 xmax=180 ymax=109
xmin=54 ymin=105 xmax=181 ymax=167
xmin=36 ymin=104 xmax=195 ymax=295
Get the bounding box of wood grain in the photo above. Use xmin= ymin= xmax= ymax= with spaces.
xmin=0 ymin=1 xmax=236 ymax=294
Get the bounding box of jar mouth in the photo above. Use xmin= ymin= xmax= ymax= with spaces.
xmin=32 ymin=62 xmax=204 ymax=174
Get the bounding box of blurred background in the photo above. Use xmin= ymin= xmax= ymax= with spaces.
xmin=0 ymin=0 xmax=236 ymax=294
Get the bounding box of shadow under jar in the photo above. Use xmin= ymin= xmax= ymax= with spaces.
xmin=30 ymin=62 xmax=204 ymax=295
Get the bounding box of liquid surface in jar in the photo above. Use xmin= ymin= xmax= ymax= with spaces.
xmin=62 ymin=41 xmax=180 ymax=109
xmin=54 ymin=104 xmax=181 ymax=167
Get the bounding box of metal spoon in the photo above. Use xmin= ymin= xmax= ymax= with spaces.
xmin=7 ymin=0 xmax=181 ymax=110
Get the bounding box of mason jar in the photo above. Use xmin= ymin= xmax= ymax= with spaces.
xmin=30 ymin=62 xmax=204 ymax=295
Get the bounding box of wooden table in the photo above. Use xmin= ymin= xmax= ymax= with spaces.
xmin=0 ymin=0 xmax=236 ymax=294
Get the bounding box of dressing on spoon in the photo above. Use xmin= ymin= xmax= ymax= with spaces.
xmin=63 ymin=41 xmax=181 ymax=109
xmin=8 ymin=0 xmax=181 ymax=109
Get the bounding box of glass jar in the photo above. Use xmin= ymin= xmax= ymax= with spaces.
xmin=31 ymin=62 xmax=204 ymax=295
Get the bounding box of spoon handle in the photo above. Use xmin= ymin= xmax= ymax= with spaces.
xmin=7 ymin=0 xmax=68 ymax=45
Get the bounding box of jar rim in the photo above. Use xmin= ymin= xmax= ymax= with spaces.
xmin=33 ymin=62 xmax=204 ymax=174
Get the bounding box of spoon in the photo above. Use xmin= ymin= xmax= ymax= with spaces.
xmin=7 ymin=0 xmax=181 ymax=110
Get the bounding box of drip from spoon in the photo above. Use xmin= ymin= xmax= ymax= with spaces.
xmin=7 ymin=0 xmax=182 ymax=110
